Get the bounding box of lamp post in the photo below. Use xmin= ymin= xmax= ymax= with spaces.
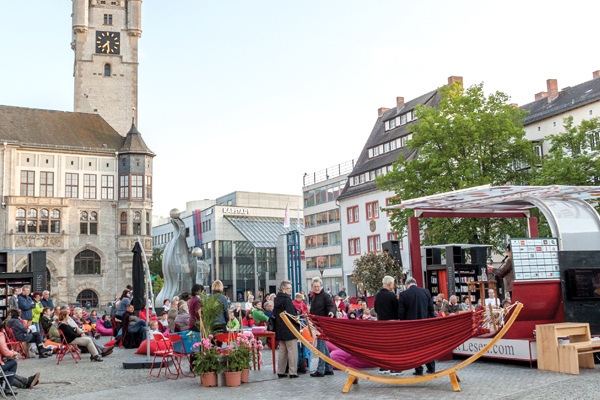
xmin=243 ymin=276 xmax=248 ymax=300
xmin=318 ymin=264 xmax=325 ymax=279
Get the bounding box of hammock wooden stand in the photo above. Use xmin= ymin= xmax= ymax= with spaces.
xmin=281 ymin=302 xmax=522 ymax=393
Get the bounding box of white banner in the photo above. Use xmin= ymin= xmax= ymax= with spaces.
xmin=453 ymin=338 xmax=537 ymax=361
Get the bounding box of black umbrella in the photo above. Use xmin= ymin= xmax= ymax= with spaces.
xmin=131 ymin=241 xmax=146 ymax=312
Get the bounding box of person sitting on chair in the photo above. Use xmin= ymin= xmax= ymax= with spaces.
xmin=6 ymin=309 xmax=51 ymax=358
xmin=0 ymin=326 xmax=41 ymax=393
xmin=57 ymin=310 xmax=103 ymax=362
xmin=121 ymin=304 xmax=147 ymax=347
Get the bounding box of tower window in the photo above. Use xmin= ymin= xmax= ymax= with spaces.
xmin=103 ymin=14 xmax=113 ymax=25
xmin=104 ymin=64 xmax=111 ymax=77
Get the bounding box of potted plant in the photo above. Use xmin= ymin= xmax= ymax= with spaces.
xmin=192 ymin=335 xmax=224 ymax=387
xmin=221 ymin=331 xmax=259 ymax=386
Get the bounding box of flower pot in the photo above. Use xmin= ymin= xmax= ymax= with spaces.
xmin=201 ymin=371 xmax=218 ymax=387
xmin=241 ymin=368 xmax=249 ymax=383
xmin=224 ymin=371 xmax=242 ymax=387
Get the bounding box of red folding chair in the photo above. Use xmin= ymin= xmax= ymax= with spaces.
xmin=4 ymin=327 xmax=28 ymax=359
xmin=55 ymin=329 xmax=82 ymax=365
xmin=150 ymin=333 xmax=180 ymax=379
xmin=168 ymin=334 xmax=195 ymax=378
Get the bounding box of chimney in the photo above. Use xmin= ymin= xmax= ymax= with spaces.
xmin=547 ymin=79 xmax=558 ymax=101
xmin=378 ymin=107 xmax=390 ymax=117
xmin=447 ymin=76 xmax=463 ymax=86
xmin=593 ymin=70 xmax=600 ymax=79
xmin=535 ymin=92 xmax=548 ymax=101
xmin=396 ymin=97 xmax=404 ymax=111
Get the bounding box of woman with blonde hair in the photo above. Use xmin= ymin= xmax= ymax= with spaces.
xmin=211 ymin=280 xmax=229 ymax=334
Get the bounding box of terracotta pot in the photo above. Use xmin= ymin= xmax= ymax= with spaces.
xmin=241 ymin=368 xmax=249 ymax=383
xmin=224 ymin=371 xmax=242 ymax=387
xmin=201 ymin=371 xmax=218 ymax=387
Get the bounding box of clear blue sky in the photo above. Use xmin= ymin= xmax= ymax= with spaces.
xmin=2 ymin=1 xmax=600 ymax=217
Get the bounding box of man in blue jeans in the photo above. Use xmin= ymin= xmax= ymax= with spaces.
xmin=308 ymin=277 xmax=336 ymax=377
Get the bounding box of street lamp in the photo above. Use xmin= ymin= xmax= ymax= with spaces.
xmin=318 ymin=264 xmax=325 ymax=279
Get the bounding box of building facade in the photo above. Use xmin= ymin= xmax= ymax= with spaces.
xmin=521 ymin=71 xmax=600 ymax=155
xmin=153 ymin=192 xmax=304 ymax=302
xmin=0 ymin=107 xmax=154 ymax=307
xmin=337 ymin=77 xmax=460 ymax=295
xmin=72 ymin=0 xmax=142 ymax=136
xmin=302 ymin=160 xmax=354 ymax=294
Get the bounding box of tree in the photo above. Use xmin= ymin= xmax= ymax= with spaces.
xmin=351 ymin=252 xmax=405 ymax=295
xmin=149 ymin=247 xmax=164 ymax=277
xmin=531 ymin=116 xmax=600 ymax=186
xmin=376 ymin=82 xmax=535 ymax=253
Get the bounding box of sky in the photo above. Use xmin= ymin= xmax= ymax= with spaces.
xmin=2 ymin=1 xmax=600 ymax=218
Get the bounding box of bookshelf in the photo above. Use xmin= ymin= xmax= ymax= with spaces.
xmin=0 ymin=253 xmax=34 ymax=319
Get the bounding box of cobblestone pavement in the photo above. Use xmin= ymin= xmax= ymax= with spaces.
xmin=12 ymin=338 xmax=600 ymax=400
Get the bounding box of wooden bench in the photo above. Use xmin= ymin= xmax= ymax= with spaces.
xmin=536 ymin=322 xmax=593 ymax=373
xmin=558 ymin=340 xmax=600 ymax=375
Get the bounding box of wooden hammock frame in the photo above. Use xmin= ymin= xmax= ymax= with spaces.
xmin=281 ymin=302 xmax=523 ymax=393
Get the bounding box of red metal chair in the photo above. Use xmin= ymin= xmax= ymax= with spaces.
xmin=4 ymin=327 xmax=28 ymax=359
xmin=55 ymin=329 xmax=82 ymax=365
xmin=168 ymin=333 xmax=195 ymax=378
xmin=150 ymin=333 xmax=179 ymax=379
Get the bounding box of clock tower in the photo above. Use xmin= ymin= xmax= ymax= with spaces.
xmin=72 ymin=0 xmax=142 ymax=136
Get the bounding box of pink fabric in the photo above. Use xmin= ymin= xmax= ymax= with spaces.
xmin=95 ymin=321 xmax=113 ymax=336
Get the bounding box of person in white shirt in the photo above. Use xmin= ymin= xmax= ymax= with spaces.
xmin=244 ymin=295 xmax=254 ymax=312
xmin=484 ymin=289 xmax=500 ymax=308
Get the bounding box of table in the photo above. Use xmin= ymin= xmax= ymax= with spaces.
xmin=536 ymin=322 xmax=591 ymax=372
xmin=253 ymin=331 xmax=276 ymax=374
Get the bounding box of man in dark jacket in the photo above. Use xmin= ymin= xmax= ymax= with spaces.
xmin=398 ymin=277 xmax=436 ymax=375
xmin=17 ymin=285 xmax=35 ymax=325
xmin=274 ymin=280 xmax=299 ymax=378
xmin=309 ymin=277 xmax=336 ymax=377
xmin=374 ymin=276 xmax=398 ymax=321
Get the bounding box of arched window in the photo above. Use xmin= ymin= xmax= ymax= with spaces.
xmin=133 ymin=211 xmax=141 ymax=235
xmin=16 ymin=208 xmax=25 ymax=233
xmin=120 ymin=212 xmax=127 ymax=235
xmin=16 ymin=207 xmax=61 ymax=234
xmin=104 ymin=63 xmax=111 ymax=77
xmin=74 ymin=250 xmax=101 ymax=275
xmin=76 ymin=289 xmax=99 ymax=308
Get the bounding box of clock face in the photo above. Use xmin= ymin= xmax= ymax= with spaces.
xmin=95 ymin=31 xmax=120 ymax=55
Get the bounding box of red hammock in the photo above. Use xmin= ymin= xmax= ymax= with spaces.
xmin=309 ymin=310 xmax=484 ymax=371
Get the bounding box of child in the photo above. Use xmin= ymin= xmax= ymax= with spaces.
xmin=148 ymin=320 xmax=162 ymax=338
xmin=227 ymin=310 xmax=240 ymax=331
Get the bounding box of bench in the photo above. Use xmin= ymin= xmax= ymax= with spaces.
xmin=558 ymin=341 xmax=600 ymax=375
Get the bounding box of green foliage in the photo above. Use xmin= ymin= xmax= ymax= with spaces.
xmin=152 ymin=276 xmax=164 ymax=295
xmin=198 ymin=293 xmax=226 ymax=336
xmin=351 ymin=252 xmax=405 ymax=295
xmin=376 ymin=82 xmax=534 ymax=254
xmin=149 ymin=247 xmax=164 ymax=277
xmin=192 ymin=337 xmax=225 ymax=375
xmin=531 ymin=116 xmax=600 ymax=186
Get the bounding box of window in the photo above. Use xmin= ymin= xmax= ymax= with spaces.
xmin=83 ymin=174 xmax=97 ymax=199
xmin=348 ymin=238 xmax=361 ymax=256
xmin=39 ymin=172 xmax=54 ymax=197
xmin=388 ymin=119 xmax=396 ymax=129
xmin=145 ymin=176 xmax=152 ymax=199
xmin=385 ymin=197 xmax=398 ymax=216
xmin=20 ymin=170 xmax=35 ymax=196
xmin=367 ymin=235 xmax=381 ymax=253
xmin=80 ymin=211 xmax=98 ymax=235
xmin=553 ymin=121 xmax=557 ymax=127
xmin=103 ymin=13 xmax=113 ymax=25
xmin=131 ymin=175 xmax=143 ymax=198
xmin=76 ymin=290 xmax=99 ymax=308
xmin=17 ymin=208 xmax=59 ymax=234
xmin=74 ymin=250 xmax=101 ymax=275
xmin=347 ymin=206 xmax=359 ymax=223
xmin=328 ymin=209 xmax=340 ymax=223
xmin=387 ymin=232 xmax=399 ymax=241
xmin=366 ymin=201 xmax=379 ymax=220
xmin=146 ymin=212 xmax=150 ymax=235
xmin=133 ymin=211 xmax=141 ymax=235
xmin=104 ymin=64 xmax=111 ymax=77
xmin=66 ymin=173 xmax=79 ymax=198
xmin=101 ymin=175 xmax=114 ymax=199
xmin=119 ymin=175 xmax=129 ymax=199
xmin=590 ymin=110 xmax=594 ymax=116
xmin=120 ymin=212 xmax=127 ymax=235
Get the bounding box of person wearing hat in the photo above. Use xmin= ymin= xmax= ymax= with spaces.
xmin=488 ymin=244 xmax=514 ymax=301
xmin=31 ymin=292 xmax=44 ymax=333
